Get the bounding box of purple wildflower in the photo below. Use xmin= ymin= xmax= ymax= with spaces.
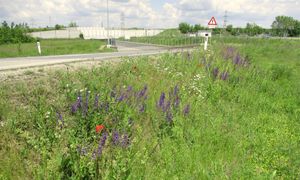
xmin=139 ymin=103 xmax=146 ymax=113
xmin=163 ymin=100 xmax=171 ymax=112
xmin=91 ymin=150 xmax=96 ymax=160
xmin=158 ymin=92 xmax=165 ymax=108
xmin=97 ymin=132 xmax=108 ymax=157
xmin=138 ymin=85 xmax=148 ymax=98
xmin=127 ymin=86 xmax=133 ymax=92
xmin=233 ymin=53 xmax=242 ymax=65
xmin=174 ymin=96 xmax=180 ymax=108
xmin=212 ymin=68 xmax=219 ymax=79
xmin=122 ymin=133 xmax=130 ymax=148
xmin=71 ymin=98 xmax=80 ymax=114
xmin=220 ymin=71 xmax=229 ymax=81
xmin=183 ymin=104 xmax=190 ymax=116
xmin=174 ymin=85 xmax=179 ymax=96
xmin=94 ymin=94 xmax=99 ymax=109
xmin=112 ymin=131 xmax=120 ymax=145
xmin=56 ymin=112 xmax=64 ymax=129
xmin=104 ymin=102 xmax=110 ymax=112
xmin=117 ymin=94 xmax=125 ymax=102
xmin=223 ymin=47 xmax=235 ymax=60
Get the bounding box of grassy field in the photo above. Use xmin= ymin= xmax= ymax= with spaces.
xmin=0 ymin=38 xmax=299 ymax=179
xmin=127 ymin=29 xmax=204 ymax=46
xmin=0 ymin=39 xmax=114 ymax=58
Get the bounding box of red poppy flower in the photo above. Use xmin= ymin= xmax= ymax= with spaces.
xmin=96 ymin=125 xmax=105 ymax=133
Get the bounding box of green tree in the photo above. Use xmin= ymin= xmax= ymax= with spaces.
xmin=55 ymin=24 xmax=65 ymax=30
xmin=245 ymin=23 xmax=263 ymax=36
xmin=193 ymin=24 xmax=205 ymax=32
xmin=179 ymin=22 xmax=190 ymax=34
xmin=226 ymin=25 xmax=233 ymax=34
xmin=271 ymin=16 xmax=297 ymax=37
xmin=69 ymin=22 xmax=78 ymax=27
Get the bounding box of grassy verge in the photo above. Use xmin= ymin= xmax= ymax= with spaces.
xmin=0 ymin=38 xmax=299 ymax=179
xmin=129 ymin=36 xmax=203 ymax=46
xmin=0 ymin=39 xmax=115 ymax=58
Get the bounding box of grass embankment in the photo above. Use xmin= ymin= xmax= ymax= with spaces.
xmin=0 ymin=38 xmax=299 ymax=179
xmin=128 ymin=29 xmax=203 ymax=46
xmin=0 ymin=39 xmax=114 ymax=58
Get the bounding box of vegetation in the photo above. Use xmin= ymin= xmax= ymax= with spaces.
xmin=179 ymin=22 xmax=206 ymax=34
xmin=179 ymin=16 xmax=300 ymax=37
xmin=0 ymin=39 xmax=114 ymax=58
xmin=0 ymin=38 xmax=299 ymax=179
xmin=68 ymin=21 xmax=78 ymax=28
xmin=55 ymin=24 xmax=66 ymax=30
xmin=271 ymin=16 xmax=300 ymax=37
xmin=0 ymin=21 xmax=35 ymax=44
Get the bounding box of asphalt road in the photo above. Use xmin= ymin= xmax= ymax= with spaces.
xmin=0 ymin=41 xmax=181 ymax=71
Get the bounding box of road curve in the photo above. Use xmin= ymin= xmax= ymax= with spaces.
xmin=0 ymin=41 xmax=175 ymax=71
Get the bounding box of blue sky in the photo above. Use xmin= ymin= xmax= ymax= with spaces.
xmin=0 ymin=0 xmax=299 ymax=28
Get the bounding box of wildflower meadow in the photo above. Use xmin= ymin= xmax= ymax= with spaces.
xmin=0 ymin=38 xmax=299 ymax=179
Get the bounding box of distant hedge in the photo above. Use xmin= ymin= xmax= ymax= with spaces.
xmin=0 ymin=21 xmax=35 ymax=45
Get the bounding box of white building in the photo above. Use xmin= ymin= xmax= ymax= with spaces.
xmin=30 ymin=27 xmax=163 ymax=40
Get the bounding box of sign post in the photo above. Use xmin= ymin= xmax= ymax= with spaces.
xmin=203 ymin=16 xmax=217 ymax=51
xmin=204 ymin=36 xmax=208 ymax=51
xmin=37 ymin=41 xmax=41 ymax=55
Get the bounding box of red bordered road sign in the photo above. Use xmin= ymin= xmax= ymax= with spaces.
xmin=208 ymin=17 xmax=217 ymax=26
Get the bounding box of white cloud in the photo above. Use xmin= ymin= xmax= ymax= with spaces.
xmin=0 ymin=0 xmax=299 ymax=28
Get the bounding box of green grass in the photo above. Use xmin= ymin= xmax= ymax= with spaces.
xmin=127 ymin=29 xmax=203 ymax=46
xmin=129 ymin=36 xmax=203 ymax=46
xmin=0 ymin=39 xmax=115 ymax=58
xmin=0 ymin=38 xmax=299 ymax=179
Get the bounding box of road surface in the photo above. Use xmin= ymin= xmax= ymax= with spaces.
xmin=0 ymin=41 xmax=190 ymax=71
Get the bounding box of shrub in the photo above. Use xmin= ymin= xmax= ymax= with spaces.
xmin=0 ymin=21 xmax=35 ymax=44
xmin=79 ymin=33 xmax=84 ymax=39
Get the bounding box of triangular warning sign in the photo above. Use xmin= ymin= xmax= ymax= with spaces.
xmin=208 ymin=17 xmax=217 ymax=25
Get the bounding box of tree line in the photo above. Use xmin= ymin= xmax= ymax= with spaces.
xmin=0 ymin=21 xmax=79 ymax=44
xmin=179 ymin=16 xmax=300 ymax=37
xmin=0 ymin=21 xmax=35 ymax=44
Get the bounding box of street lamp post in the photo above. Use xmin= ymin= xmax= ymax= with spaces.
xmin=107 ymin=0 xmax=110 ymax=47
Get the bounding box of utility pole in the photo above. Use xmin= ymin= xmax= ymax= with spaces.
xmin=30 ymin=18 xmax=35 ymax=28
xmin=120 ymin=12 xmax=125 ymax=37
xmin=49 ymin=16 xmax=51 ymax=28
xmin=223 ymin=10 xmax=228 ymax=28
xmin=221 ymin=10 xmax=228 ymax=37
xmin=106 ymin=0 xmax=110 ymax=46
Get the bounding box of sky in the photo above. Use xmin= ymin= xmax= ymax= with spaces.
xmin=0 ymin=0 xmax=299 ymax=29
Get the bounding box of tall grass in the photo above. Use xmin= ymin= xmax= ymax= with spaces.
xmin=0 ymin=38 xmax=299 ymax=179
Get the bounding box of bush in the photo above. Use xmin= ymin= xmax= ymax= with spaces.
xmin=79 ymin=33 xmax=84 ymax=39
xmin=0 ymin=21 xmax=35 ymax=44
